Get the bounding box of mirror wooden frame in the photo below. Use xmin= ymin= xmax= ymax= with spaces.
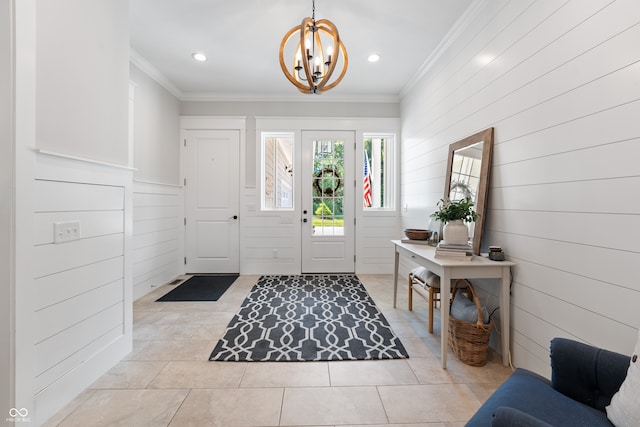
xmin=444 ymin=127 xmax=494 ymax=255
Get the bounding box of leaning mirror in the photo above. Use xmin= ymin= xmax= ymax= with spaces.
xmin=444 ymin=127 xmax=494 ymax=255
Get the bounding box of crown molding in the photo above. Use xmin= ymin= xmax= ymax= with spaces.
xmin=180 ymin=91 xmax=400 ymax=104
xmin=130 ymin=49 xmax=399 ymax=104
xmin=129 ymin=48 xmax=184 ymax=99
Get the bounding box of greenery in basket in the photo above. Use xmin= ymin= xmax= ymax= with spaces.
xmin=431 ymin=197 xmax=478 ymax=223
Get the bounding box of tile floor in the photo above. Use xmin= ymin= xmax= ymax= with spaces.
xmin=43 ymin=274 xmax=513 ymax=427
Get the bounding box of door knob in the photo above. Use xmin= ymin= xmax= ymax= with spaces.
xmin=233 ymin=215 xmax=238 ymax=220
xmin=303 ymin=218 xmax=308 ymax=223
xmin=303 ymin=210 xmax=308 ymax=214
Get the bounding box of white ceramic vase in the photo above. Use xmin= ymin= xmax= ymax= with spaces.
xmin=442 ymin=219 xmax=469 ymax=245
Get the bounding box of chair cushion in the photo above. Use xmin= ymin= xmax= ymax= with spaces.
xmin=411 ymin=267 xmax=440 ymax=289
xmin=491 ymin=407 xmax=553 ymax=427
xmin=466 ymin=368 xmax=613 ymax=427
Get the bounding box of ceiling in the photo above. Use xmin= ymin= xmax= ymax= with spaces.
xmin=129 ymin=0 xmax=474 ymax=102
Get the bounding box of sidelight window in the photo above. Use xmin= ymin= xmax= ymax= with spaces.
xmin=262 ymin=132 xmax=294 ymax=210
xmin=363 ymin=134 xmax=395 ymax=209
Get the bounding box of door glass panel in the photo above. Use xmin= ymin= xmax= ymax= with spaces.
xmin=312 ymin=139 xmax=344 ymax=236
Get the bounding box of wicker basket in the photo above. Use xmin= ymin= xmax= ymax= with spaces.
xmin=448 ymin=279 xmax=493 ymax=366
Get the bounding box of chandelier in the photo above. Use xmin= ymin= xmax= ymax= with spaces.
xmin=279 ymin=0 xmax=348 ymax=94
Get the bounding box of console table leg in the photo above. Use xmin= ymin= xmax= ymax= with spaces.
xmin=440 ymin=270 xmax=451 ymax=369
xmin=500 ymin=266 xmax=511 ymax=366
xmin=393 ymin=250 xmax=399 ymax=308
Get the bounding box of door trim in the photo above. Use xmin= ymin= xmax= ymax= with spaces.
xmin=180 ymin=116 xmax=246 ymax=275
xmin=301 ymin=130 xmax=355 ymax=273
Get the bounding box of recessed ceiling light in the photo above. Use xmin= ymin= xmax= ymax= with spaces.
xmin=368 ymin=54 xmax=380 ymax=63
xmin=192 ymin=52 xmax=207 ymax=62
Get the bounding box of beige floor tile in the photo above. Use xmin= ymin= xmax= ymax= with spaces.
xmin=406 ymin=357 xmax=458 ymax=384
xmin=378 ymin=384 xmax=482 ymax=424
xmin=280 ymin=386 xmax=388 ymax=426
xmin=387 ymin=320 xmax=432 ymax=338
xmin=189 ymin=323 xmax=229 ymax=340
xmin=41 ymin=390 xmax=93 ymax=427
xmin=240 ymin=361 xmax=330 ymax=387
xmin=169 ymin=388 xmax=283 ymax=427
xmin=399 ymin=337 xmax=442 ymax=358
xmin=44 ymin=274 xmax=514 ymax=427
xmin=133 ymin=323 xmax=201 ymax=340
xmin=465 ymin=381 xmax=506 ymax=404
xmin=443 ymin=354 xmax=513 ymax=384
xmin=56 ymin=389 xmax=188 ymax=427
xmin=149 ymin=360 xmax=246 ymax=388
xmin=134 ymin=310 xmax=232 ymax=326
xmin=131 ymin=339 xmax=214 ymax=361
xmin=120 ymin=340 xmax=151 ymax=361
xmin=89 ymin=361 xmax=168 ymax=389
xmin=329 ymin=359 xmax=419 ymax=386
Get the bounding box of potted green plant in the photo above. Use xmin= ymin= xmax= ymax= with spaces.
xmin=431 ymin=198 xmax=478 ymax=245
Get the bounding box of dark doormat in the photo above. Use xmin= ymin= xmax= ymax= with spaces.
xmin=209 ymin=274 xmax=409 ymax=361
xmin=156 ymin=274 xmax=239 ymax=302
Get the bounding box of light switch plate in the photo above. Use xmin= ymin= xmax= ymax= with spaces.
xmin=54 ymin=221 xmax=81 ymax=243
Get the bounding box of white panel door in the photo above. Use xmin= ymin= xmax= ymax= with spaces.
xmin=301 ymin=131 xmax=355 ymax=273
xmin=184 ymin=130 xmax=240 ymax=273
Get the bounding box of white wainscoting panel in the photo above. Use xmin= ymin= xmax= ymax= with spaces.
xmin=132 ymin=181 xmax=183 ymax=299
xmin=400 ymin=0 xmax=640 ymax=377
xmin=32 ymin=152 xmax=133 ymax=422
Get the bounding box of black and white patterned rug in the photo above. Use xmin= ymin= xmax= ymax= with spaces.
xmin=209 ymin=275 xmax=408 ymax=362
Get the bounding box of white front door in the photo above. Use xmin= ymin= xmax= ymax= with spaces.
xmin=301 ymin=131 xmax=355 ymax=273
xmin=184 ymin=129 xmax=240 ymax=273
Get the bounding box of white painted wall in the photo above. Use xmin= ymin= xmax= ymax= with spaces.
xmin=400 ymin=0 xmax=640 ymax=376
xmin=181 ymin=101 xmax=400 ymax=187
xmin=1 ymin=0 xmax=14 ymax=419
xmin=36 ymin=0 xmax=129 ymax=165
xmin=130 ymin=63 xmax=181 ymax=184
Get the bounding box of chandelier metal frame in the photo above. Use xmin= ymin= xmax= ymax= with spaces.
xmin=279 ymin=0 xmax=348 ymax=94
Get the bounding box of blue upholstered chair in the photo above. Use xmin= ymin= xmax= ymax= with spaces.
xmin=465 ymin=338 xmax=630 ymax=426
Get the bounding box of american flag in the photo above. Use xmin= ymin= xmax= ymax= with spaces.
xmin=363 ymin=150 xmax=373 ymax=207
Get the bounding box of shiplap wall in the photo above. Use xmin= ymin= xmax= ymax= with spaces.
xmin=132 ymin=181 xmax=183 ymax=299
xmin=400 ymin=0 xmax=640 ymax=376
xmin=32 ymin=152 xmax=132 ymax=422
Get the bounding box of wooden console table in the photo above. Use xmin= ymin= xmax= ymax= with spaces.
xmin=392 ymin=240 xmax=515 ymax=369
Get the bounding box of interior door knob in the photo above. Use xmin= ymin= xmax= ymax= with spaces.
xmin=233 ymin=215 xmax=238 ymax=220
